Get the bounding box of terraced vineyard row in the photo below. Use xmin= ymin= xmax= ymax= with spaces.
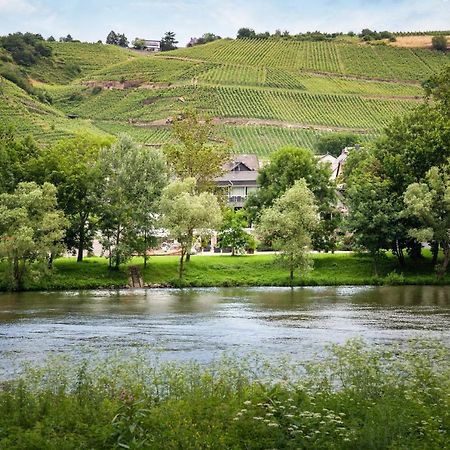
xmin=93 ymin=121 xmax=174 ymax=144
xmin=51 ymin=83 xmax=416 ymax=131
xmin=197 ymin=64 xmax=423 ymax=96
xmin=167 ymin=39 xmax=450 ymax=81
xmin=0 ymin=79 xmax=106 ymax=144
xmin=211 ymin=86 xmax=416 ymax=130
xmin=87 ymin=56 xmax=201 ymax=82
xmin=93 ymin=119 xmax=378 ymax=156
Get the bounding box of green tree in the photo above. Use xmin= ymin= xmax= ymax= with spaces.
xmin=246 ymin=146 xmax=336 ymax=251
xmin=0 ymin=32 xmax=51 ymax=66
xmin=316 ymin=133 xmax=358 ymax=157
xmin=346 ymin=160 xmax=403 ymax=273
xmin=164 ymin=109 xmax=230 ymax=261
xmin=431 ymin=35 xmax=448 ymax=52
xmin=132 ymin=38 xmax=146 ymax=50
xmin=404 ymin=163 xmax=450 ymax=277
xmin=160 ymin=178 xmax=222 ymax=279
xmin=117 ymin=34 xmax=129 ymax=48
xmin=160 ymin=31 xmax=178 ymax=51
xmin=258 ymin=179 xmax=318 ymax=285
xmin=98 ymin=135 xmax=168 ymax=269
xmin=0 ymin=182 xmax=67 ymax=290
xmin=0 ymin=125 xmax=39 ymax=194
xmin=237 ymin=28 xmax=256 ymax=39
xmin=164 ymin=109 xmax=230 ymax=194
xmin=106 ymin=31 xmax=118 ymax=45
xmin=29 ymin=134 xmax=113 ymax=262
xmin=217 ymin=209 xmax=251 ymax=256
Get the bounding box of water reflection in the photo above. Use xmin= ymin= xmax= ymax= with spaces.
xmin=0 ymin=286 xmax=449 ymax=377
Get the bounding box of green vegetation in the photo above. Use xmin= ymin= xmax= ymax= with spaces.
xmin=168 ymin=38 xmax=449 ymax=81
xmin=3 ymin=36 xmax=447 ymax=151
xmin=28 ymin=41 xmax=135 ymax=84
xmin=0 ymin=339 xmax=449 ymax=449
xmin=0 ymin=78 xmax=108 ymax=144
xmin=0 ymin=252 xmax=448 ymax=291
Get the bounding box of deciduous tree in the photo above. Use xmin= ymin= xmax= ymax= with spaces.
xmin=29 ymin=134 xmax=113 ymax=262
xmin=164 ymin=109 xmax=230 ymax=194
xmin=160 ymin=178 xmax=221 ymax=279
xmin=0 ymin=182 xmax=67 ymax=290
xmin=218 ymin=209 xmax=252 ymax=256
xmin=98 ymin=135 xmax=168 ymax=269
xmin=258 ymin=179 xmax=318 ymax=285
xmin=160 ymin=31 xmax=178 ymax=51
xmin=404 ymin=163 xmax=450 ymax=277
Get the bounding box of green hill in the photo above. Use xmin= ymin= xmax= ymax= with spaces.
xmin=1 ymin=38 xmax=449 ymax=154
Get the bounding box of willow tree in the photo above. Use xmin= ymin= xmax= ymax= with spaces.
xmin=160 ymin=178 xmax=222 ymax=279
xmin=258 ymin=179 xmax=318 ymax=285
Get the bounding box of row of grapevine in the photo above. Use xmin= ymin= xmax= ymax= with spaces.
xmin=196 ymin=63 xmax=422 ymax=97
xmin=167 ymin=39 xmax=450 ymax=81
xmin=87 ymin=57 xmax=200 ymax=83
xmin=91 ymin=119 xmax=378 ymax=157
xmin=211 ymin=86 xmax=415 ymax=129
xmin=50 ymin=82 xmax=417 ymax=130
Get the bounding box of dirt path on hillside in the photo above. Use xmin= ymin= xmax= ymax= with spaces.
xmin=300 ymin=69 xmax=421 ymax=86
xmin=130 ymin=117 xmax=373 ymax=133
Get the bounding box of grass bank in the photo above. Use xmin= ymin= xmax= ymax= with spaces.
xmin=0 ymin=340 xmax=449 ymax=449
xmin=0 ymin=252 xmax=448 ymax=291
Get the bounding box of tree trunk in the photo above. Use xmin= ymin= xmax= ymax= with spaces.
xmin=77 ymin=217 xmax=85 ymax=262
xmin=114 ymin=226 xmax=121 ymax=270
xmin=143 ymin=231 xmax=148 ymax=269
xmin=179 ymin=248 xmax=186 ymax=279
xmin=48 ymin=252 xmax=54 ymax=270
xmin=431 ymin=241 xmax=439 ymax=266
xmin=437 ymin=242 xmax=449 ymax=278
xmin=185 ymin=230 xmax=193 ymax=263
xmin=394 ymin=240 xmax=405 ymax=268
xmin=289 ymin=268 xmax=294 ymax=287
xmin=373 ymin=252 xmax=379 ymax=277
xmin=13 ymin=256 xmax=20 ymax=291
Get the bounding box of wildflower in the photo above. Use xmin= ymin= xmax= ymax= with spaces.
xmin=253 ymin=417 xmax=263 ymax=420
xmin=268 ymin=422 xmax=279 ymax=427
xmin=243 ymin=400 xmax=252 ymax=406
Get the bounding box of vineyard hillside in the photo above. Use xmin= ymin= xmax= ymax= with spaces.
xmin=1 ymin=38 xmax=449 ymax=155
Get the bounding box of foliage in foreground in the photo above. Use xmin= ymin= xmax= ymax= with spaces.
xmin=0 ymin=340 xmax=449 ymax=449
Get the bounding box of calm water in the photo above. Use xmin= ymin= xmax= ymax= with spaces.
xmin=0 ymin=286 xmax=449 ymax=376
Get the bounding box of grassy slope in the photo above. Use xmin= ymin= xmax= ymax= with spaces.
xmin=2 ymin=253 xmax=447 ymax=291
xmin=2 ymin=39 xmax=449 ymax=153
xmin=0 ymin=77 xmax=108 ymax=144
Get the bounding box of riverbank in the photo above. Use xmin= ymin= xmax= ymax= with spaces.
xmin=0 ymin=252 xmax=448 ymax=291
xmin=1 ymin=340 xmax=449 ymax=449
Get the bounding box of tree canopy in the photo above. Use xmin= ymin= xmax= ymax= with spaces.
xmin=258 ymin=179 xmax=318 ymax=284
xmin=0 ymin=182 xmax=67 ymax=290
xmin=160 ymin=178 xmax=221 ymax=278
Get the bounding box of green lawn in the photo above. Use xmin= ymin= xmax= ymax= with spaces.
xmin=1 ymin=252 xmax=448 ymax=291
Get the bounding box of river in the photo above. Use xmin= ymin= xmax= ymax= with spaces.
xmin=1 ymin=286 xmax=449 ymax=376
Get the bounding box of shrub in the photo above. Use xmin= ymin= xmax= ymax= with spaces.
xmin=432 ymin=35 xmax=448 ymax=52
